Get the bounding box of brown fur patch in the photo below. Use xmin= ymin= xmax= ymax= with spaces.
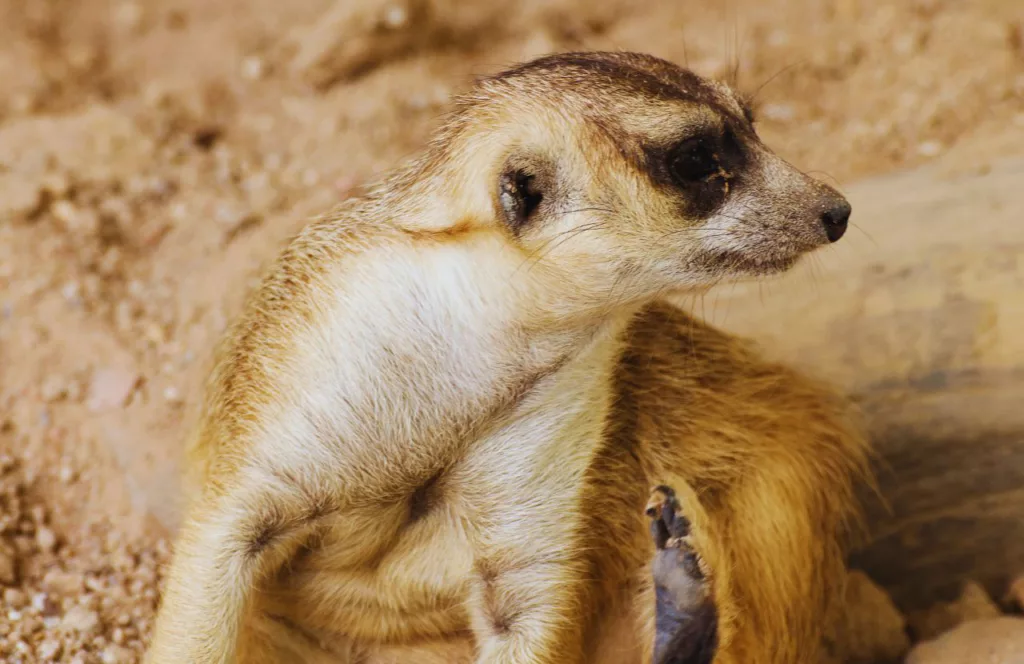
xmin=475 ymin=559 xmax=520 ymax=637
xmin=400 ymin=218 xmax=489 ymax=242
xmin=245 ymin=518 xmax=288 ymax=559
xmin=407 ymin=470 xmax=444 ymax=523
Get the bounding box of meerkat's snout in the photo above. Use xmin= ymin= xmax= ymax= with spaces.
xmin=820 ymin=196 xmax=851 ymax=243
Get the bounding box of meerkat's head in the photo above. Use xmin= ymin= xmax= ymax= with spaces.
xmin=423 ymin=51 xmax=850 ymax=311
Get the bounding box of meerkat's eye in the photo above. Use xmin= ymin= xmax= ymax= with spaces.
xmin=669 ymin=137 xmax=720 ymax=184
xmin=498 ymin=168 xmax=544 ymax=231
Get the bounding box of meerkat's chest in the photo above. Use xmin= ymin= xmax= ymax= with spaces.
xmin=454 ymin=354 xmax=618 ymax=506
xmin=262 ymin=334 xmax=623 ymax=647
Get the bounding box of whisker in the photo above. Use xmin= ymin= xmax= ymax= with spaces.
xmin=748 ymin=60 xmax=807 ymax=105
xmin=848 ymin=222 xmax=880 ymax=249
xmin=520 ymin=222 xmax=609 ymax=274
xmin=514 ymin=222 xmax=608 ymax=276
xmin=805 ymin=170 xmax=843 ymax=189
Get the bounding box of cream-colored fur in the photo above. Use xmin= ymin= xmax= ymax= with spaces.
xmin=148 ymin=52 xmax=860 ymax=664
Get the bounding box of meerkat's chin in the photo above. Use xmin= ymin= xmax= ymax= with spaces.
xmin=705 ymin=249 xmax=803 ymax=276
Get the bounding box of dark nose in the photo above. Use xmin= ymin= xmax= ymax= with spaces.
xmin=821 ymin=199 xmax=851 ymax=243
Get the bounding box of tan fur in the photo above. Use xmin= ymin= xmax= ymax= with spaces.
xmin=148 ymin=52 xmax=863 ymax=664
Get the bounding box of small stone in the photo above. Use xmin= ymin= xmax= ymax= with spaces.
xmin=3 ymin=588 xmax=25 ymax=607
xmin=51 ymin=200 xmax=99 ymax=235
xmin=241 ymin=55 xmax=265 ymax=81
xmin=114 ymin=2 xmax=144 ymax=31
xmin=40 ymin=377 xmax=68 ymax=403
xmin=162 ymin=386 xmax=182 ymax=403
xmin=101 ymin=644 xmax=134 ymax=663
xmin=0 ymin=176 xmax=42 ymax=219
xmin=58 ymin=464 xmax=76 ymax=484
xmin=87 ymin=368 xmax=141 ymax=411
xmin=31 ymin=592 xmax=49 ymax=612
xmin=36 ymin=639 xmax=62 ymax=660
xmin=36 ymin=527 xmax=57 ymax=553
xmin=1006 ymin=574 xmax=1024 ymax=609
xmin=916 ymin=140 xmax=943 ymax=158
xmin=907 ymin=616 xmax=1024 ymax=664
xmin=61 ymin=281 xmax=81 ymax=303
xmin=43 ymin=569 xmax=84 ymax=595
xmin=908 ymin=581 xmax=1001 ymax=641
xmin=84 ymin=575 xmax=105 ymax=593
xmin=62 ymin=605 xmax=101 ymax=634
xmin=382 ymin=4 xmax=408 ymax=28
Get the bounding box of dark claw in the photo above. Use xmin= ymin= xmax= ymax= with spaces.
xmin=645 ymin=485 xmax=718 ymax=664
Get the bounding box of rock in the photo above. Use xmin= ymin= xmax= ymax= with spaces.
xmin=35 ymin=526 xmax=58 ymax=553
xmin=61 ymin=605 xmax=101 ymax=634
xmin=43 ymin=569 xmax=84 ymax=595
xmin=2 ymin=588 xmax=25 ymax=607
xmin=907 ymin=617 xmax=1024 ymax=664
xmin=1005 ymin=574 xmax=1024 ymax=610
xmin=0 ymin=173 xmax=43 ymax=220
xmin=0 ymin=539 xmax=17 ymax=584
xmin=35 ymin=638 xmax=62 ymax=660
xmin=907 ymin=581 xmax=1001 ymax=641
xmin=87 ymin=368 xmax=141 ymax=411
xmin=58 ymin=463 xmax=76 ymax=484
xmin=241 ymin=55 xmax=265 ymax=81
xmin=916 ymin=140 xmax=943 ymax=157
xmin=40 ymin=377 xmax=69 ymax=403
xmin=828 ymin=570 xmax=910 ymax=663
xmin=100 ymin=644 xmax=135 ymax=663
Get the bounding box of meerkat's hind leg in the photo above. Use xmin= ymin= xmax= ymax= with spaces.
xmin=645 ymin=486 xmax=718 ymax=664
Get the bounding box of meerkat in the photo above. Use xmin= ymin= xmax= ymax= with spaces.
xmin=148 ymin=51 xmax=859 ymax=664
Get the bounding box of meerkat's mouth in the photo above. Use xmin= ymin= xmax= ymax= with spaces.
xmin=705 ymin=249 xmax=802 ymax=275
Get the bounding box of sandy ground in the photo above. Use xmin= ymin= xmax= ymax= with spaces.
xmin=0 ymin=0 xmax=1023 ymax=661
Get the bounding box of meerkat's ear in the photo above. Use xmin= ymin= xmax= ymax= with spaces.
xmin=497 ymin=154 xmax=557 ymax=233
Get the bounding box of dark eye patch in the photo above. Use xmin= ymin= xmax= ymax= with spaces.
xmin=643 ymin=127 xmax=750 ymax=220
xmin=669 ymin=136 xmax=720 ymax=184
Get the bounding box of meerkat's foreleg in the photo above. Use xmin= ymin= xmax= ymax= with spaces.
xmin=468 ymin=546 xmax=590 ymax=664
xmin=645 ymin=486 xmax=718 ymax=664
xmin=465 ymin=487 xmax=593 ymax=664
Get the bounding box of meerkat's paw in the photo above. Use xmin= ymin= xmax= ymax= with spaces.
xmin=645 ymin=485 xmax=718 ymax=664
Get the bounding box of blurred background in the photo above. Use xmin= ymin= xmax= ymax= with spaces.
xmin=0 ymin=0 xmax=1022 ymax=661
